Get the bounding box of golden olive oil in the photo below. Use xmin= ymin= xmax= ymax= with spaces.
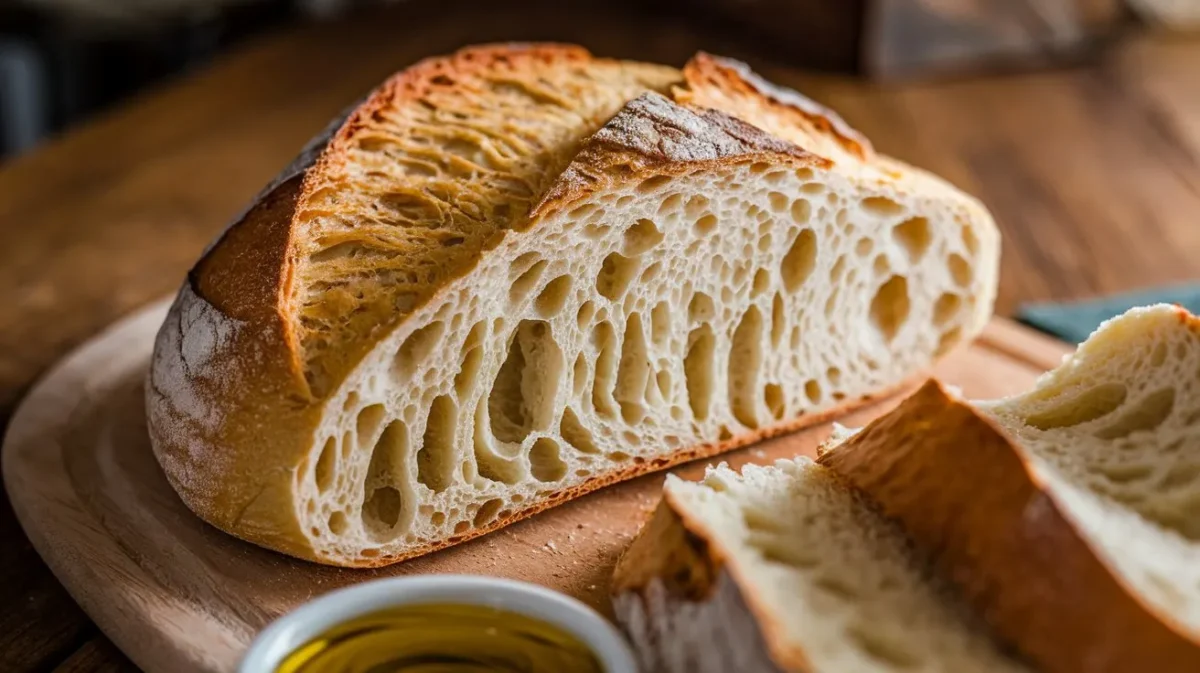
xmin=275 ymin=603 xmax=604 ymax=673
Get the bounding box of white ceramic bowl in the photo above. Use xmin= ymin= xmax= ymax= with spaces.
xmin=239 ymin=574 xmax=638 ymax=673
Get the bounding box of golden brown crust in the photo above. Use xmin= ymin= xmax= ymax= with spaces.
xmin=819 ymin=380 xmax=1200 ymax=673
xmin=677 ymin=52 xmax=873 ymax=161
xmin=532 ymin=91 xmax=827 ymax=220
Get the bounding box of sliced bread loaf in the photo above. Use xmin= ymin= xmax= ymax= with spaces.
xmin=820 ymin=304 xmax=1200 ymax=673
xmin=612 ymin=459 xmax=1029 ymax=673
xmin=147 ymin=43 xmax=999 ymax=566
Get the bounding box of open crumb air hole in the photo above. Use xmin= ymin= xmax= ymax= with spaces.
xmin=489 ymin=320 xmax=563 ymax=444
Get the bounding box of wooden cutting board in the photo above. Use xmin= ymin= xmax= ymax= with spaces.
xmin=2 ymin=299 xmax=1071 ymax=673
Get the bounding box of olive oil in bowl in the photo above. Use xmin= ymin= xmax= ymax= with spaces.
xmin=276 ymin=603 xmax=604 ymax=673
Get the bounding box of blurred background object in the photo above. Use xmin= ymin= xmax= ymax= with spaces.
xmin=1128 ymin=0 xmax=1200 ymax=29
xmin=0 ymin=0 xmax=1194 ymax=161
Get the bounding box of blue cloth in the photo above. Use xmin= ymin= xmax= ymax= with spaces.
xmin=1018 ymin=284 xmax=1200 ymax=344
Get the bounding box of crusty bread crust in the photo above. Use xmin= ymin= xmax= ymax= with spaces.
xmin=819 ymin=378 xmax=1200 ymax=673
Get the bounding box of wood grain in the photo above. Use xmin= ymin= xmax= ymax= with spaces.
xmin=3 ymin=301 xmax=1068 ymax=673
xmin=0 ymin=2 xmax=1197 ymax=671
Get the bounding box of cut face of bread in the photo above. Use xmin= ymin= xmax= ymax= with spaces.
xmin=820 ymin=304 xmax=1200 ymax=673
xmin=612 ymin=459 xmax=1030 ymax=673
xmin=146 ymin=44 xmax=999 ymax=566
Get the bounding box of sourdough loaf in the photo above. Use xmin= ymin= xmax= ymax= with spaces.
xmin=612 ymin=459 xmax=1030 ymax=673
xmin=147 ymin=43 xmax=999 ymax=566
xmin=820 ymin=304 xmax=1200 ymax=673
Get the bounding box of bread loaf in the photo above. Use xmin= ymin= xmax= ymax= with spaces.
xmin=611 ymin=459 xmax=1030 ymax=673
xmin=820 ymin=304 xmax=1200 ymax=673
xmin=147 ymin=43 xmax=999 ymax=566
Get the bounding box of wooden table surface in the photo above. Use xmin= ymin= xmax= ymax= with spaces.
xmin=1 ymin=2 xmax=1198 ymax=671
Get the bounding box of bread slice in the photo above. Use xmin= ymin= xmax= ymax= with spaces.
xmin=819 ymin=304 xmax=1200 ymax=673
xmin=612 ymin=459 xmax=1030 ymax=673
xmin=146 ymin=43 xmax=999 ymax=566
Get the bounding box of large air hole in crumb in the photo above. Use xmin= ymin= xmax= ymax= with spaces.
xmin=729 ymin=306 xmax=764 ymax=429
xmin=637 ymin=175 xmax=671 ymax=193
xmin=624 ymin=218 xmax=664 ymax=255
xmin=394 ymin=321 xmax=446 ymax=380
xmin=356 ymin=404 xmax=386 ymax=449
xmin=510 ymin=258 xmax=548 ymax=302
xmin=534 ymin=275 xmax=572 ymax=317
xmin=771 ymin=294 xmax=787 ymax=347
xmin=1025 ymin=383 xmax=1127 ymax=430
xmin=805 ymin=380 xmax=822 ymax=405
xmin=417 ymin=395 xmax=457 ymax=492
xmin=685 ymin=325 xmax=716 ymax=421
xmin=576 ymin=301 xmax=596 ymax=329
xmin=454 ymin=324 xmax=487 ymax=398
xmin=695 ymin=214 xmax=717 ymax=235
xmin=362 ymin=420 xmax=410 ymax=539
xmin=892 ymin=216 xmax=932 ymax=262
xmin=591 ymin=321 xmax=618 ymax=418
xmin=617 ymin=314 xmax=652 ymax=424
xmin=596 ymin=252 xmax=639 ymax=300
xmin=561 ymin=408 xmax=600 ymax=454
xmin=873 ymin=254 xmax=890 ymax=277
xmin=862 ymin=196 xmax=904 ymax=217
xmin=933 ymin=293 xmax=962 ymax=327
xmin=473 ymin=498 xmax=503 ymax=527
xmin=791 ymin=199 xmax=812 ymax=225
xmin=651 ymin=302 xmax=671 ymax=348
xmin=752 ymin=269 xmax=771 ymax=297
xmin=781 ymin=229 xmax=817 ymax=292
xmin=640 ymin=262 xmax=663 ymax=284
xmin=474 ymin=404 xmax=523 ymax=485
xmin=765 ymin=384 xmax=786 ymax=420
xmin=315 ymin=437 xmax=337 ymax=492
xmin=948 ymin=253 xmax=972 ymax=287
xmin=830 ymin=255 xmax=847 ymax=282
xmin=689 ymin=293 xmax=715 ymax=323
xmin=530 ymin=438 xmax=567 ymax=482
xmin=869 ymin=276 xmax=911 ymax=343
xmin=488 ymin=320 xmax=563 ymax=444
xmin=328 ymin=511 xmax=348 ymax=536
xmin=1097 ymin=388 xmax=1176 ymax=439
xmin=656 ymin=370 xmax=672 ymax=402
xmin=572 ymin=353 xmax=589 ymax=399
xmin=962 ymin=223 xmax=980 ymax=255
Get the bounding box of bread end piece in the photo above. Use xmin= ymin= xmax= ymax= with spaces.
xmin=821 ymin=365 xmax=1200 ymax=673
